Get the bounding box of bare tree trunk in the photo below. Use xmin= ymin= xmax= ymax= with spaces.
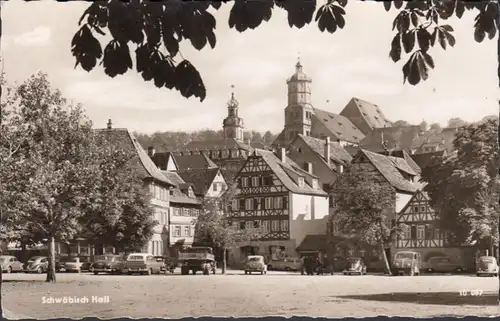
xmin=380 ymin=242 xmax=391 ymax=276
xmin=222 ymin=247 xmax=227 ymax=274
xmin=46 ymin=236 xmax=56 ymax=282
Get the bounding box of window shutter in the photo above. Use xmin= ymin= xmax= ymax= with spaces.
xmin=282 ymin=196 xmax=288 ymax=209
xmin=237 ymin=177 xmax=241 ymax=188
xmin=260 ymin=176 xmax=264 ymax=186
xmin=239 ymin=199 xmax=245 ymax=210
xmin=254 ymin=198 xmax=259 ymax=210
xmin=410 ymin=226 xmax=417 ymax=239
xmin=249 ymin=177 xmax=253 ymax=187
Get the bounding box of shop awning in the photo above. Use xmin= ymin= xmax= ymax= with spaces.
xmin=296 ymin=235 xmax=327 ymax=252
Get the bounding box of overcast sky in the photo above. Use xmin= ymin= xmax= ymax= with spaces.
xmin=2 ymin=1 xmax=497 ymax=134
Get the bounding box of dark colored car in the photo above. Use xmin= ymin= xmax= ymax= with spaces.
xmin=426 ymin=256 xmax=467 ymax=274
xmin=153 ymin=256 xmax=167 ymax=273
xmin=343 ymin=257 xmax=367 ymax=275
xmin=56 ymin=257 xmax=69 ymax=272
xmin=92 ymin=254 xmax=127 ymax=275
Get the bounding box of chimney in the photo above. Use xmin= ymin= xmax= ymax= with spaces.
xmin=324 ymin=137 xmax=331 ymax=165
xmin=279 ymin=147 xmax=286 ymax=163
xmin=147 ymin=146 xmax=155 ymax=157
xmin=107 ymin=119 xmax=112 ymax=129
xmin=336 ymin=164 xmax=344 ymax=174
xmin=306 ymin=162 xmax=313 ymax=174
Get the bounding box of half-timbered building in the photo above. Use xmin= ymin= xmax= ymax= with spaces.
xmin=228 ymin=148 xmax=328 ymax=265
xmin=396 ymin=190 xmax=475 ymax=269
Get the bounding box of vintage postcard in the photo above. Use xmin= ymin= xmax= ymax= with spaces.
xmin=0 ymin=0 xmax=498 ymax=319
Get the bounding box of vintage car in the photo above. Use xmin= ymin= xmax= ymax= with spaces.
xmin=0 ymin=255 xmax=24 ymax=273
xmin=153 ymin=256 xmax=167 ymax=273
xmin=244 ymin=255 xmax=267 ymax=275
xmin=125 ymin=253 xmax=163 ymax=275
xmin=64 ymin=257 xmax=84 ymax=273
xmin=24 ymin=256 xmax=49 ymax=274
xmin=391 ymin=251 xmax=421 ymax=276
xmin=476 ymin=256 xmax=499 ymax=277
xmin=179 ymin=247 xmax=216 ymax=275
xmin=267 ymin=257 xmax=301 ymax=271
xmin=426 ymin=256 xmax=467 ymax=274
xmin=343 ymin=257 xmax=367 ymax=275
xmin=92 ymin=254 xmax=127 ymax=275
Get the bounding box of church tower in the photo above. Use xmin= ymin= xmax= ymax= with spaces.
xmin=222 ymin=87 xmax=244 ymax=141
xmin=283 ymin=58 xmax=314 ymax=143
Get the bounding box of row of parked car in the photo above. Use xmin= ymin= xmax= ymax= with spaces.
xmin=0 ymin=253 xmax=177 ymax=275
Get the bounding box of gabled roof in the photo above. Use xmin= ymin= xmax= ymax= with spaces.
xmin=340 ymin=97 xmax=392 ymax=131
xmin=293 ymin=134 xmax=353 ymax=168
xmin=161 ymin=171 xmax=201 ymax=205
xmin=398 ymin=189 xmax=430 ymax=215
xmin=151 ymin=151 xmax=178 ymax=171
xmin=410 ymin=150 xmax=446 ymax=170
xmin=358 ymin=149 xmax=421 ymax=193
xmin=174 ymin=153 xmax=218 ymax=170
xmin=252 ymin=149 xmax=327 ymax=196
xmin=177 ymin=167 xmax=221 ymax=197
xmin=387 ymin=150 xmax=421 ymax=175
xmin=94 ymin=128 xmax=175 ymax=186
xmin=312 ymin=108 xmax=365 ymax=144
xmin=359 ymin=126 xmax=423 ymax=152
xmin=179 ymin=138 xmax=253 ymax=152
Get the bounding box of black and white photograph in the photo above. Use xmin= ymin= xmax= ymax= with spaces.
xmin=0 ymin=0 xmax=499 ymax=319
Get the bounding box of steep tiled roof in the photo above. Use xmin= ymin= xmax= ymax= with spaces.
xmin=151 ymin=152 xmax=177 ymax=171
xmin=410 ymin=150 xmax=446 ymax=170
xmin=94 ymin=128 xmax=175 ymax=186
xmin=253 ymin=149 xmax=327 ymax=196
xmin=174 ymin=153 xmax=218 ymax=170
xmin=340 ymin=97 xmax=392 ymax=133
xmin=179 ymin=138 xmax=253 ymax=152
xmin=312 ymin=108 xmax=365 ymax=144
xmin=295 ymin=134 xmax=352 ymax=167
xmin=360 ymin=126 xmax=423 ymax=152
xmin=271 ymin=129 xmax=287 ymax=147
xmin=177 ymin=168 xmax=221 ymax=197
xmin=250 ymin=141 xmax=271 ymax=150
xmin=388 ymin=150 xmax=421 ymax=175
xmin=360 ymin=149 xmax=421 ymax=193
xmin=160 ymin=171 xmax=201 ymax=205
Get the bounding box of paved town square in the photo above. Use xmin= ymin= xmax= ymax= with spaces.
xmin=2 ymin=271 xmax=498 ymax=319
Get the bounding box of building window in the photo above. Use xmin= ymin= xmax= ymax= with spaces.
xmin=414 ymin=206 xmax=419 ymax=213
xmin=271 ymin=220 xmax=279 ymax=231
xmin=231 ymin=199 xmax=238 ymax=211
xmin=239 ymin=199 xmax=245 ymax=210
xmin=263 ymin=176 xmax=273 ymax=186
xmin=435 ymin=228 xmax=440 ymax=239
xmin=265 ymin=197 xmax=273 ymax=209
xmin=231 ymin=150 xmax=238 ymax=158
xmin=421 ymin=206 xmax=426 ymax=212
xmin=221 ymin=150 xmax=229 ymax=158
xmin=297 ymin=177 xmax=305 ymax=187
xmin=417 ymin=225 xmax=425 ymax=239
xmin=245 ymin=198 xmax=254 ymax=210
xmin=403 ymin=225 xmax=411 ymax=239
xmin=261 ymin=220 xmax=270 ymax=233
xmin=312 ymin=179 xmax=318 ymax=189
xmin=251 ymin=177 xmax=260 ymax=187
xmin=184 ymin=226 xmax=191 ymax=237
xmin=174 ymin=226 xmax=181 ymax=237
xmin=274 ymin=197 xmax=283 ymax=209
xmin=213 ymin=183 xmax=219 ymax=191
xmin=241 ymin=177 xmax=249 ymax=187
xmin=280 ymin=220 xmax=289 ymax=231
xmin=254 ymin=198 xmax=261 ymax=210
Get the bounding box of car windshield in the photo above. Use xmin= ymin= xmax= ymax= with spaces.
xmin=395 ymin=252 xmax=415 ymax=260
xmin=479 ymin=257 xmax=495 ymax=263
xmin=128 ymin=255 xmax=145 ymax=261
xmin=67 ymin=258 xmax=79 ymax=262
xmin=0 ymin=257 xmax=8 ymax=262
xmin=247 ymin=257 xmax=262 ymax=262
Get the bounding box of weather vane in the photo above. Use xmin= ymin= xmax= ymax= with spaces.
xmin=230 ymin=84 xmax=235 ymax=99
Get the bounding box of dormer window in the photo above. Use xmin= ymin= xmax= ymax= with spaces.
xmin=298 ymin=177 xmax=305 ymax=187
xmin=312 ymin=179 xmax=318 ymax=189
xmin=188 ymin=188 xmax=194 ymax=198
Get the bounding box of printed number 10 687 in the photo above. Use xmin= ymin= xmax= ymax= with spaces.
xmin=459 ymin=289 xmax=483 ymax=296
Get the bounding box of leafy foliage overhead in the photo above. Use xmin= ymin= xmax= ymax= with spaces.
xmin=71 ymin=0 xmax=499 ymax=102
xmin=422 ymin=119 xmax=499 ymax=246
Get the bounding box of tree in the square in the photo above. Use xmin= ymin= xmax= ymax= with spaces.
xmin=331 ymin=171 xmax=403 ymax=275
xmin=79 ymin=136 xmax=156 ymax=254
xmin=0 ymin=72 xmax=99 ymax=282
xmin=422 ymin=119 xmax=499 ymax=252
xmin=194 ymin=185 xmax=262 ymax=274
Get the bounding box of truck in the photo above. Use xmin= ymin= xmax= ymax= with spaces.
xmin=178 ymin=247 xmax=216 ymax=275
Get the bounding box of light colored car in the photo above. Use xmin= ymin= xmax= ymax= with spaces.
xmin=343 ymin=257 xmax=367 ymax=276
xmin=64 ymin=257 xmax=84 ymax=273
xmin=24 ymin=256 xmax=49 ymax=273
xmin=0 ymin=255 xmax=24 ymax=273
xmin=244 ymin=255 xmax=267 ymax=275
xmin=125 ymin=253 xmax=163 ymax=275
xmin=476 ymin=256 xmax=499 ymax=277
xmin=426 ymin=256 xmax=466 ymax=273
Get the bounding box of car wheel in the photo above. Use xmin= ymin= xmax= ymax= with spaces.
xmin=36 ymin=267 xmax=42 ymax=274
xmin=7 ymin=266 xmax=12 ymax=273
xmin=476 ymin=273 xmax=480 ymax=277
xmin=244 ymin=271 xmax=248 ymax=275
xmin=192 ymin=270 xmax=196 ymax=275
xmin=495 ymin=273 xmax=498 ymax=277
xmin=261 ymin=271 xmax=264 ymax=275
xmin=94 ymin=271 xmax=98 ymax=275
xmin=267 ymin=265 xmax=272 ymax=271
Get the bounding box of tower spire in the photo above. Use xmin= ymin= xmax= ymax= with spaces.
xmin=296 ymin=53 xmax=302 ymax=72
